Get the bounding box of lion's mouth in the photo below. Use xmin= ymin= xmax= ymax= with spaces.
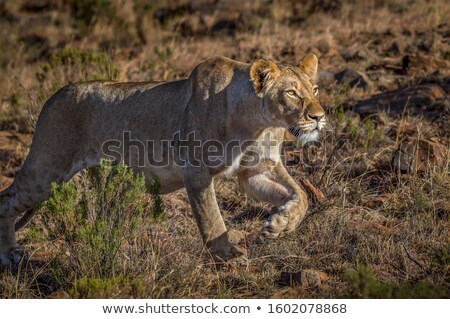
xmin=288 ymin=123 xmax=322 ymax=146
xmin=288 ymin=123 xmax=319 ymax=137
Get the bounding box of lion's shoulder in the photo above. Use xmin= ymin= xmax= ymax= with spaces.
xmin=188 ymin=57 xmax=250 ymax=92
xmin=191 ymin=57 xmax=248 ymax=77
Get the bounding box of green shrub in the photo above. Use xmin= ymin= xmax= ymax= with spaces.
xmin=41 ymin=160 xmax=146 ymax=278
xmin=345 ymin=264 xmax=446 ymax=298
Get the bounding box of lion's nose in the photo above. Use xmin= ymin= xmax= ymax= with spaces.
xmin=307 ymin=113 xmax=324 ymax=122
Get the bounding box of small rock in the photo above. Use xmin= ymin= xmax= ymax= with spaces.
xmin=392 ymin=138 xmax=447 ymax=173
xmin=355 ymin=84 xmax=446 ymax=117
xmin=300 ymin=269 xmax=322 ymax=287
xmin=335 ymin=68 xmax=369 ymax=88
xmin=279 ymin=269 xmax=327 ymax=288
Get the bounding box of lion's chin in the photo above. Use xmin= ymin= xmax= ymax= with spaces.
xmin=299 ymin=129 xmax=320 ymax=146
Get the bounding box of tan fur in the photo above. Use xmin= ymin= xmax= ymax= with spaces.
xmin=0 ymin=54 xmax=325 ymax=265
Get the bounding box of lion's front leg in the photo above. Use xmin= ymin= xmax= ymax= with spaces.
xmin=0 ymin=195 xmax=26 ymax=266
xmin=237 ymin=162 xmax=308 ymax=239
xmin=184 ymin=172 xmax=247 ymax=262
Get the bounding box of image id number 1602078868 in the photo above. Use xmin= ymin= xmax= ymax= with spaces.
xmin=268 ymin=303 xmax=347 ymax=314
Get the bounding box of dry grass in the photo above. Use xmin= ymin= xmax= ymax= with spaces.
xmin=0 ymin=0 xmax=449 ymax=298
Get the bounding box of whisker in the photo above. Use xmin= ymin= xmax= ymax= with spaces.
xmin=288 ymin=124 xmax=301 ymax=137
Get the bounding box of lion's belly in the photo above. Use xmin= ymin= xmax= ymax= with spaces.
xmin=142 ymin=164 xmax=184 ymax=194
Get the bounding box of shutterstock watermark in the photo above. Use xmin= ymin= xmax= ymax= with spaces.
xmin=101 ymin=129 xmax=344 ymax=169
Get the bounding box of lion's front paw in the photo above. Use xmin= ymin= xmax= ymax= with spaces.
xmin=260 ymin=200 xmax=304 ymax=239
xmin=0 ymin=245 xmax=27 ymax=267
xmin=260 ymin=210 xmax=289 ymax=239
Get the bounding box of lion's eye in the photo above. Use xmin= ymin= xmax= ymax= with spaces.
xmin=313 ymin=86 xmax=319 ymax=96
xmin=286 ymin=90 xmax=296 ymax=97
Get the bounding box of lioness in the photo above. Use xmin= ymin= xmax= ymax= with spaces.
xmin=0 ymin=54 xmax=326 ymax=265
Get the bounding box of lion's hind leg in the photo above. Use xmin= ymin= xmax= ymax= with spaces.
xmin=237 ymin=162 xmax=308 ymax=239
xmin=0 ymin=168 xmax=56 ymax=266
xmin=0 ymin=151 xmax=99 ymax=266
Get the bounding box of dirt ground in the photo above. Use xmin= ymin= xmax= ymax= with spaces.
xmin=0 ymin=0 xmax=449 ymax=298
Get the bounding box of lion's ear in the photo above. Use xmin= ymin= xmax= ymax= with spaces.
xmin=298 ymin=53 xmax=318 ymax=82
xmin=250 ymin=59 xmax=281 ymax=94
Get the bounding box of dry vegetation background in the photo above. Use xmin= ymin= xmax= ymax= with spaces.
xmin=0 ymin=0 xmax=449 ymax=298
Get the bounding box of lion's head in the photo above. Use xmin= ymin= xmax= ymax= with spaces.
xmin=250 ymin=53 xmax=326 ymax=145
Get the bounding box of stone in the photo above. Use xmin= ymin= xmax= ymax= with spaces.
xmin=392 ymin=138 xmax=446 ymax=174
xmin=355 ymin=84 xmax=446 ymax=117
xmin=335 ymin=68 xmax=369 ymax=88
xmin=300 ymin=269 xmax=322 ymax=287
xmin=279 ymin=269 xmax=328 ymax=288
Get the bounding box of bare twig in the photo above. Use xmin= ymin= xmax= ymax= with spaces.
xmin=299 ymin=176 xmax=326 ymax=202
xmin=402 ymin=245 xmax=426 ymax=271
